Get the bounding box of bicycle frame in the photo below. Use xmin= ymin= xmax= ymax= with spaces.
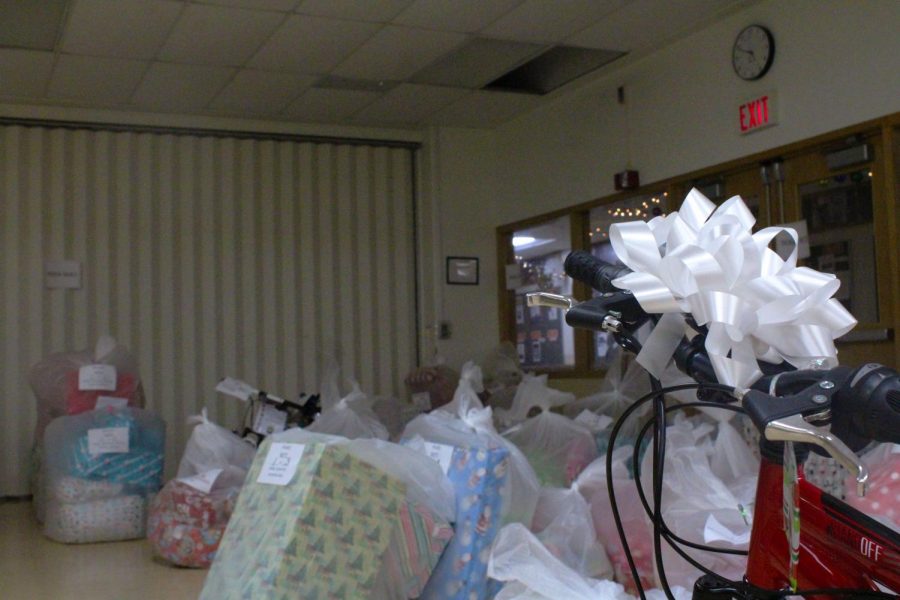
xmin=740 ymin=456 xmax=900 ymax=598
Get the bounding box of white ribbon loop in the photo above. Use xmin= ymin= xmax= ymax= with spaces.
xmin=609 ymin=188 xmax=857 ymax=389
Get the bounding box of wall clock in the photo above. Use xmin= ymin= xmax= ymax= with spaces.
xmin=732 ymin=25 xmax=775 ymax=81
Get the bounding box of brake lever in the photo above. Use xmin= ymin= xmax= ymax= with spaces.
xmin=526 ymin=291 xmax=573 ymax=311
xmin=764 ymin=414 xmax=869 ymax=497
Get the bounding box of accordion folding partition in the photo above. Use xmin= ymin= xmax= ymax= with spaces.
xmin=0 ymin=122 xmax=419 ymax=495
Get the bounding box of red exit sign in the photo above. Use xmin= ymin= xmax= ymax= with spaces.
xmin=739 ymin=92 xmax=777 ymax=134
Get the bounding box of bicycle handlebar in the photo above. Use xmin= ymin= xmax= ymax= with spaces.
xmin=563 ymin=250 xmax=632 ymax=294
xmin=560 ymin=250 xmax=900 ymax=450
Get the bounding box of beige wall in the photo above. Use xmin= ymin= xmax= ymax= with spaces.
xmin=430 ymin=0 xmax=900 ymax=386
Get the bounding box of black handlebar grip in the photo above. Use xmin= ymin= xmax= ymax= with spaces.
xmin=832 ymin=364 xmax=900 ymax=449
xmin=563 ymin=250 xmax=631 ymax=293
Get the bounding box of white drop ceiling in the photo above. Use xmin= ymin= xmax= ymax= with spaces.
xmin=0 ymin=0 xmax=750 ymax=129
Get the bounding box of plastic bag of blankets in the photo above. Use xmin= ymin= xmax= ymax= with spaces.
xmin=41 ymin=406 xmax=164 ymax=543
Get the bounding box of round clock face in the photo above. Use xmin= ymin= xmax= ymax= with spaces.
xmin=732 ymin=25 xmax=774 ymax=80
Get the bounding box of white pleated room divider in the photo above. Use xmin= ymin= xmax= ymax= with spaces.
xmin=0 ymin=123 xmax=418 ymax=495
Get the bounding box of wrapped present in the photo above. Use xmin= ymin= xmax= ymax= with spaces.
xmin=148 ymin=479 xmax=239 ymax=568
xmin=149 ymin=411 xmax=254 ymax=568
xmin=376 ymin=500 xmax=455 ymax=598
xmin=64 ymin=370 xmax=140 ymax=416
xmin=65 ymin=410 xmax=164 ymax=491
xmin=417 ymin=443 xmax=509 ymax=600
xmin=202 ymin=434 xmax=453 ymax=600
xmin=43 ymin=494 xmax=147 ymax=543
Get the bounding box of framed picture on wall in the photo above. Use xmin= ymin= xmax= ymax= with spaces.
xmin=446 ymin=256 xmax=479 ymax=285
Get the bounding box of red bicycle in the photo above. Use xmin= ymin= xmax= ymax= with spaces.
xmin=529 ymin=250 xmax=900 ymax=600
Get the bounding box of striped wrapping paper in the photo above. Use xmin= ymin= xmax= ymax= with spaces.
xmin=379 ymin=500 xmax=454 ymax=597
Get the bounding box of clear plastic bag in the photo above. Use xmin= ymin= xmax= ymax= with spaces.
xmin=504 ymin=411 xmax=598 ymax=487
xmin=201 ymin=429 xmax=454 ymax=599
xmin=372 ymin=395 xmax=423 ymax=441
xmin=638 ymin=415 xmax=756 ymax=590
xmin=488 ymin=523 xmax=631 ymax=600
xmin=402 ymin=362 xmax=541 ymax=600
xmin=306 ymin=383 xmax=390 ymax=440
xmin=41 ymin=406 xmax=165 ymax=543
xmin=531 ymin=488 xmax=613 ymax=579
xmin=488 ymin=524 xmax=693 ymax=600
xmin=573 ymin=447 xmax=655 ymax=593
xmin=177 ymin=409 xmax=256 ymax=478
xmin=406 ymin=362 xmax=540 ymax=526
xmin=495 ymin=373 xmax=575 ymax=429
xmin=482 ymin=342 xmax=524 ymax=411
xmin=438 ymin=360 xmax=487 ymax=415
xmin=29 ymin=335 xmax=144 ymax=440
xmin=307 ymin=361 xmax=390 ymax=440
xmin=563 ymin=351 xmax=651 ymax=438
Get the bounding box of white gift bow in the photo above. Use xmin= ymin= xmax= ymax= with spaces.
xmin=608 ymin=188 xmax=857 ymax=389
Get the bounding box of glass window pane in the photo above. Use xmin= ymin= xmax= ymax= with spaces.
xmin=510 ymin=216 xmax=574 ymax=370
xmin=800 ymin=169 xmax=878 ymax=323
xmin=588 ymin=193 xmax=667 ymax=368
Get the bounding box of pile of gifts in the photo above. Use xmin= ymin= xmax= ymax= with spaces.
xmin=30 ymin=337 xmax=165 ymax=544
xmin=34 ymin=339 xmax=846 ymax=600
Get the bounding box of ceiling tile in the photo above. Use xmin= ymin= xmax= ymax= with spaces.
xmin=351 ymin=83 xmax=468 ymax=125
xmin=157 ymin=4 xmax=285 ymax=66
xmin=249 ymin=15 xmax=381 ymax=74
xmin=567 ymin=0 xmax=735 ymax=51
xmin=393 ymin=0 xmax=523 ymax=33
xmin=425 ymin=89 xmax=541 ymax=128
xmin=0 ymin=0 xmax=66 ymax=50
xmin=61 ymin=0 xmax=183 ymax=59
xmin=295 ymin=0 xmax=413 ymax=23
xmin=131 ymin=63 xmax=236 ymax=111
xmin=411 ymin=37 xmax=545 ymax=89
xmin=48 ymin=55 xmax=147 ymax=105
xmin=332 ymin=25 xmax=468 ymax=82
xmin=482 ymin=0 xmax=627 ymax=44
xmin=210 ymin=69 xmax=316 ymax=114
xmin=0 ymin=49 xmax=54 ymax=98
xmin=198 ymin=0 xmax=301 ymax=10
xmin=283 ymin=88 xmax=381 ymax=122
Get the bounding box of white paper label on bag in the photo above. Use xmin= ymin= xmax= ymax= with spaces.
xmin=891 ymin=444 xmax=900 ymax=455
xmin=253 ymin=404 xmax=288 ymax=435
xmin=79 ymin=364 xmax=117 ymax=391
xmin=179 ymin=468 xmax=224 ymax=494
xmin=423 ymin=442 xmax=455 ymax=475
xmin=95 ymin=396 xmax=129 ymax=410
xmin=257 ymin=443 xmax=305 ymax=486
xmin=412 ymin=392 xmax=432 ymax=411
xmin=216 ymin=377 xmax=258 ymax=401
xmin=87 ymin=427 xmax=129 ymax=455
